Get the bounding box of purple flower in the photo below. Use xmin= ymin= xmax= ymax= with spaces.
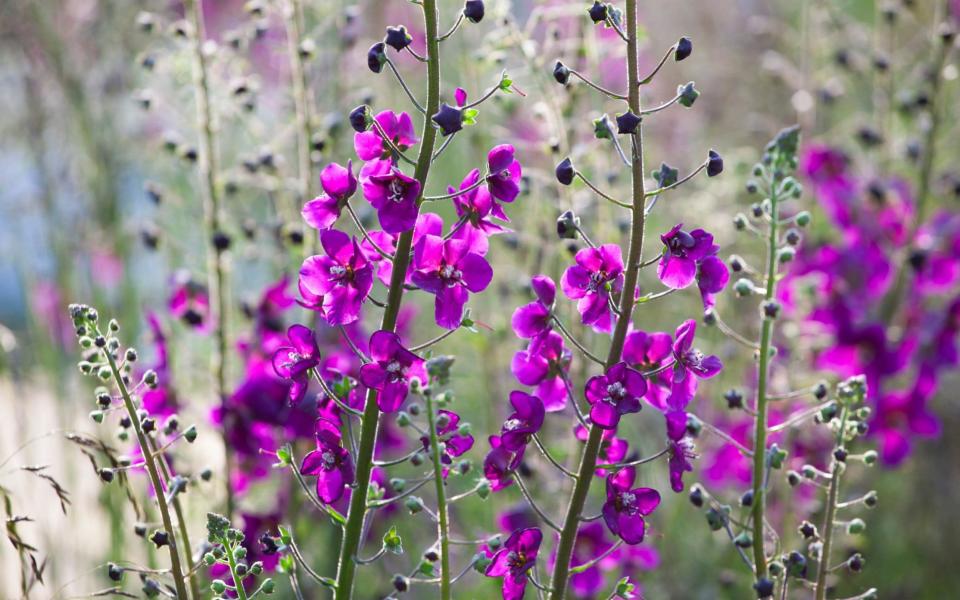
xmin=500 ymin=391 xmax=546 ymax=451
xmin=484 ymin=435 xmax=524 ymax=491
xmin=301 ymin=161 xmax=358 ymax=231
xmin=299 ymin=418 xmax=354 ymax=504
xmin=168 ymin=272 xmax=210 ymax=331
xmin=622 ymin=329 xmax=673 ymax=410
xmin=602 ymin=467 xmax=660 ymax=544
xmin=511 ymin=331 xmax=572 ymax=411
xmin=420 ymin=409 xmax=474 ymax=477
xmin=299 ymin=229 xmax=374 ymax=325
xmin=452 ymin=169 xmax=510 ymax=255
xmin=667 ymin=319 xmax=722 ymax=439
xmin=696 ymin=254 xmax=730 ymax=310
xmin=358 ymin=330 xmax=426 ymax=412
xmin=561 ymin=244 xmax=624 ymax=333
xmin=566 ymin=523 xmax=618 ymax=597
xmin=657 ymin=225 xmax=722 ymax=294
xmin=410 ymin=235 xmax=493 ymax=329
xmin=667 ymin=436 xmax=696 ymax=493
xmin=354 ymin=110 xmax=418 ymax=161
xmin=511 ymin=275 xmax=556 ymax=347
xmin=576 ymin=424 xmax=630 ymax=476
xmin=486 ymin=144 xmax=522 ymax=204
xmin=485 ymin=528 xmax=542 ymax=600
xmin=360 ymin=159 xmax=422 ymax=234
xmin=585 ymin=362 xmax=646 ymax=429
xmin=271 ymin=324 xmax=321 ymax=405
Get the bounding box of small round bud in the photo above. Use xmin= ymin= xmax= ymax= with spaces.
xmin=863 ymin=490 xmax=878 ymax=508
xmin=390 ymin=478 xmax=407 ymax=493
xmin=847 ymin=553 xmax=865 ymax=572
xmin=367 ymin=42 xmax=387 ymax=73
xmin=212 ymin=231 xmax=232 ymax=252
xmin=211 ymin=580 xmax=227 ymax=595
xmin=396 ymin=411 xmax=411 ymax=427
xmin=795 ymin=211 xmax=811 ymax=227
xmin=675 ymin=36 xmax=692 ymax=61
xmin=553 ymin=61 xmax=570 ymax=85
xmin=90 ymin=410 xmax=105 ymax=424
xmin=184 ymin=425 xmax=198 ymax=443
xmin=753 ymin=577 xmax=774 ymax=598
xmin=134 ymin=523 xmax=147 ymax=537
xmin=556 ymin=209 xmax=580 ymax=239
xmin=97 ymin=366 xmax=112 ymax=381
xmin=404 ymin=496 xmax=424 ymax=514
xmin=799 ymin=521 xmax=817 ymax=539
xmin=201 ymin=468 xmax=213 ymax=481
xmin=588 ymin=1 xmax=608 ymax=23
xmin=150 ymin=530 xmax=170 ymax=548
xmin=349 ymin=105 xmax=370 ymax=132
xmin=733 ymin=278 xmax=755 ymax=297
xmin=762 ymin=300 xmax=780 ymax=319
xmin=847 ymin=518 xmax=866 ymax=535
xmin=724 ymin=388 xmax=744 ymax=409
xmin=555 ymin=158 xmax=575 ymax=185
xmin=99 ymin=468 xmax=115 ymax=483
xmin=778 ymin=247 xmax=796 ymax=264
xmin=706 ymin=149 xmax=724 ymax=177
xmin=393 ymin=574 xmax=409 ymax=592
xmin=733 ymin=213 xmax=748 ymax=231
xmin=833 ymin=447 xmax=848 ymax=462
xmin=261 ymin=578 xmax=275 ymax=594
xmin=746 ymin=180 xmax=759 ymax=194
xmin=740 ymin=490 xmax=754 ymax=507
xmin=729 ymin=255 xmax=744 ymax=272
xmin=463 ymin=0 xmax=485 ymax=24
xmin=142 ymin=418 xmax=157 ymax=434
xmin=751 ymin=203 xmax=764 ymax=218
xmin=862 ymin=450 xmax=878 ymax=466
xmin=410 ymin=452 xmax=424 ymax=467
xmin=107 ymin=562 xmax=124 ymax=581
xmin=784 ymin=228 xmax=802 ymax=246
xmin=424 ymin=549 xmax=439 ymax=562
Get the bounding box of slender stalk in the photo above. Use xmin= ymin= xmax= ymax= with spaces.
xmin=548 ymin=1 xmax=646 ymax=596
xmin=149 ymin=437 xmax=201 ymax=600
xmin=184 ymin=0 xmax=233 ymax=519
xmin=751 ymin=181 xmax=781 ymax=584
xmin=424 ymin=391 xmax=452 ymax=600
xmin=815 ymin=407 xmax=849 ymax=600
xmin=285 ymin=0 xmax=314 ymax=249
xmin=103 ymin=351 xmax=188 ymax=599
xmin=225 ymin=538 xmax=250 ymax=600
xmin=333 ymin=0 xmax=442 ymax=596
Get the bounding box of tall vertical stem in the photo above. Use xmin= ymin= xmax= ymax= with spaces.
xmin=425 ymin=391 xmax=452 ymax=600
xmin=751 ymin=184 xmax=781 ymax=584
xmin=285 ymin=0 xmax=314 ymax=245
xmin=333 ymin=1 xmax=441 ymax=597
xmin=815 ymin=407 xmax=849 ymax=600
xmin=548 ymin=1 xmax=646 ymax=596
xmin=184 ymin=0 xmax=233 ymax=518
xmin=104 ymin=351 xmax=189 ymax=599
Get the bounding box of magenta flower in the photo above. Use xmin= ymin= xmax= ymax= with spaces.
xmin=511 ymin=331 xmax=572 ymax=411
xmin=696 ymin=254 xmax=730 ymax=310
xmin=602 ymin=467 xmax=660 ymax=544
xmin=299 ymin=418 xmax=354 ymax=504
xmin=657 ymin=225 xmax=727 ymax=309
xmin=354 ymin=110 xmax=418 ymax=161
xmin=299 ymin=229 xmax=374 ymax=325
xmin=500 ymin=391 xmax=546 ymax=451
xmin=667 ymin=436 xmax=696 ymax=493
xmin=358 ymin=330 xmax=426 ymax=412
xmin=363 ymin=213 xmax=443 ymax=286
xmin=585 ymin=362 xmax=646 ymax=429
xmin=410 ymin=235 xmax=493 ymax=329
xmin=452 ymin=169 xmax=510 ymax=255
xmin=168 ymin=273 xmax=210 ymax=331
xmin=511 ymin=275 xmax=556 ymax=348
xmin=622 ymin=329 xmax=673 ymax=409
xmin=580 ymin=424 xmax=630 ymax=477
xmin=486 ymin=144 xmax=522 ymax=204
xmin=359 ymin=159 xmax=422 ymax=234
xmin=301 ymin=161 xmax=358 ymax=231
xmin=271 ymin=324 xmax=321 ymax=405
xmin=483 ymin=435 xmax=524 ymax=491
xmin=667 ymin=319 xmax=722 ymax=439
xmin=485 ymin=527 xmax=542 ymax=600
xmin=561 ymin=244 xmax=624 ymax=333
xmin=420 ymin=409 xmax=474 ymax=477
xmin=566 ymin=523 xmax=618 ymax=597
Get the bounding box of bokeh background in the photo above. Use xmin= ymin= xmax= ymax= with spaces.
xmin=1 ymin=0 xmax=958 ymax=598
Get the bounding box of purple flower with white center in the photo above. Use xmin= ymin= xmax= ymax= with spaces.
xmin=602 ymin=467 xmax=660 ymax=544
xmin=657 ymin=224 xmax=718 ymax=289
xmin=483 ymin=435 xmax=524 ymax=491
xmin=410 ymin=235 xmax=493 ymax=329
xmin=452 ymin=169 xmax=510 ymax=255
xmin=354 ymin=110 xmax=418 ymax=161
xmin=511 ymin=275 xmax=556 ymax=349
xmin=561 ymin=244 xmax=624 ymax=333
xmin=500 ymin=391 xmax=546 ymax=451
xmin=485 ymin=527 xmax=542 ymax=600
xmin=301 ymin=161 xmax=358 ymax=231
xmin=358 ymin=330 xmax=426 ymax=412
xmin=667 ymin=436 xmax=697 ymax=493
xmin=585 ymin=362 xmax=646 ymax=429
xmin=298 ymin=229 xmax=374 ymax=325
xmin=511 ymin=330 xmax=572 ymax=412
xmin=696 ymin=254 xmax=730 ymax=310
xmin=360 ymin=159 xmax=422 ymax=234
xmin=271 ymin=324 xmax=321 ymax=405
xmin=622 ymin=329 xmax=673 ymax=410
xmin=667 ymin=319 xmax=722 ymax=439
xmin=299 ymin=418 xmax=354 ymax=504
xmin=486 ymin=144 xmax=522 ymax=204
xmin=420 ymin=409 xmax=474 ymax=478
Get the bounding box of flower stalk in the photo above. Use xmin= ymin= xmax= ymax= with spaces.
xmin=424 ymin=389 xmax=452 ymax=600
xmin=815 ymin=406 xmax=849 ymax=600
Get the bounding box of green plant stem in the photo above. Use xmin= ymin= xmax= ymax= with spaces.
xmin=751 ymin=184 xmax=781 ymax=584
xmin=425 ymin=391 xmax=452 ymax=600
xmin=285 ymin=0 xmax=314 ymax=247
xmin=226 ymin=541 xmax=250 ymax=600
xmin=103 ymin=351 xmax=188 ymax=599
xmin=548 ymin=1 xmax=646 ymax=596
xmin=815 ymin=407 xmax=849 ymax=600
xmin=149 ymin=437 xmax=200 ymax=600
xmin=332 ymin=1 xmax=441 ymax=597
xmin=184 ymin=0 xmax=233 ymax=519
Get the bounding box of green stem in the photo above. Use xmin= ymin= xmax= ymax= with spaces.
xmin=226 ymin=540 xmax=250 ymax=600
xmin=751 ymin=184 xmax=781 ymax=584
xmin=815 ymin=407 xmax=848 ymax=600
xmin=425 ymin=391 xmax=452 ymax=600
xmin=103 ymin=350 xmax=189 ymax=599
xmin=184 ymin=0 xmax=233 ymax=519
xmin=149 ymin=437 xmax=201 ymax=600
xmin=285 ymin=0 xmax=315 ymax=250
xmin=548 ymin=1 xmax=646 ymax=596
xmin=332 ymin=1 xmax=441 ymax=597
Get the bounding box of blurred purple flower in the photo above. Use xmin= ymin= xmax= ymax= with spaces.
xmin=271 ymin=324 xmax=321 ymax=405
xmin=485 ymin=527 xmax=542 ymax=600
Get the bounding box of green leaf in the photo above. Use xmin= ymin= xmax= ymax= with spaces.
xmin=275 ymin=444 xmax=292 ymax=467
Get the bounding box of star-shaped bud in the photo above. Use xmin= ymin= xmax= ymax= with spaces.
xmin=431 ymin=103 xmax=464 ymax=136
xmin=384 ymin=25 xmax=413 ymax=51
xmin=616 ymin=111 xmax=642 ymax=135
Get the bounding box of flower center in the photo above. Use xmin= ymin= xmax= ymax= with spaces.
xmin=618 ymin=491 xmax=638 ymax=514
xmin=439 ymin=264 xmax=463 ymax=285
xmin=388 ymin=178 xmax=406 ymax=203
xmin=321 ymin=450 xmax=337 ymax=468
xmin=604 ymin=381 xmax=626 ymax=405
xmin=385 ymin=360 xmax=405 ymax=382
xmin=503 ymin=418 xmax=522 ymax=431
xmin=506 ymin=550 xmax=527 ymax=569
xmin=586 ymin=271 xmax=608 ymax=292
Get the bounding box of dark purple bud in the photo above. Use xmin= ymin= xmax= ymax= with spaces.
xmin=740 ymin=490 xmax=754 ymax=507
xmin=588 ymin=1 xmax=608 ymax=23
xmin=707 ymin=149 xmax=724 ymax=176
xmin=678 ymin=81 xmax=699 ymax=107
xmin=814 ymin=381 xmax=828 ymax=399
xmin=675 ymin=36 xmax=692 ymax=61
xmin=367 ymin=42 xmax=387 ymax=73
xmin=212 ymin=231 xmax=231 ymax=252
xmin=107 ymin=563 xmax=124 ymax=582
xmin=616 ymin=110 xmax=642 ymax=134
xmin=833 ymin=447 xmax=848 ymax=462
xmin=689 ymin=484 xmax=704 ymax=507
xmin=384 ymin=25 xmax=413 ymax=51
xmin=431 ymin=103 xmax=464 ymax=136
xmin=556 ymin=210 xmax=580 ymax=239
xmin=150 ymin=530 xmax=170 ymax=548
xmin=555 ymin=157 xmax=575 ymax=185
xmin=799 ymin=520 xmax=817 ymax=538
xmin=553 ymin=61 xmax=570 ymax=85
xmin=349 ymin=105 xmax=371 ymax=132
xmin=847 ymin=553 xmax=864 ymax=572
xmin=463 ymin=0 xmax=484 ymax=23
xmin=99 ymin=468 xmax=115 ymax=483
xmin=653 ymin=162 xmax=679 ymax=187
xmin=753 ymin=578 xmax=774 ymax=598
xmin=724 ymin=388 xmax=743 ymax=409
xmin=762 ymin=300 xmax=780 ymax=319
xmin=393 ymin=575 xmax=409 ymax=592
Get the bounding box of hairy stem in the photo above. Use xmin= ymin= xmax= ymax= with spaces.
xmin=548 ymin=0 xmax=646 ymax=595
xmin=425 ymin=391 xmax=452 ymax=600
xmin=184 ymin=0 xmax=233 ymax=518
xmin=333 ymin=1 xmax=441 ymax=597
xmin=285 ymin=0 xmax=314 ymax=251
xmin=815 ymin=406 xmax=849 ymax=600
xmin=148 ymin=437 xmax=200 ymax=600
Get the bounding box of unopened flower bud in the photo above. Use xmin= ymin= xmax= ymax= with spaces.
xmin=733 ymin=278 xmax=755 ymax=297
xmin=616 ymin=111 xmax=642 ymax=135
xmin=864 ymin=490 xmax=878 ymax=507
xmin=555 ymin=158 xmax=575 ymax=185
xmin=556 ymin=210 xmax=580 ymax=239
xmin=689 ymin=484 xmax=705 ymax=507
xmin=762 ymin=300 xmax=780 ymax=319
xmin=675 ymin=36 xmax=693 ymax=61
xmin=847 ymin=518 xmax=866 ymax=535
xmin=588 ymin=1 xmax=608 ymax=23
xmin=463 ymin=0 xmax=485 ymax=24
xmin=404 ymin=496 xmax=424 ymax=514
xmin=349 ymin=105 xmax=371 ymax=132
xmin=863 ymin=450 xmax=878 ymax=466
xmin=724 ymin=388 xmax=743 ymax=409
xmin=753 ymin=577 xmax=774 ymax=598
xmin=707 ymin=149 xmax=724 ymax=177
xmin=367 ymin=42 xmax=387 ymax=73
xmin=553 ymin=61 xmax=570 ymax=85
xmin=150 ymin=530 xmax=170 ymax=548
xmin=733 ymin=213 xmax=748 ymax=230
xmin=678 ymin=82 xmax=699 ymax=108
xmin=99 ymin=468 xmax=115 ymax=483
xmin=740 ymin=490 xmax=754 ymax=507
